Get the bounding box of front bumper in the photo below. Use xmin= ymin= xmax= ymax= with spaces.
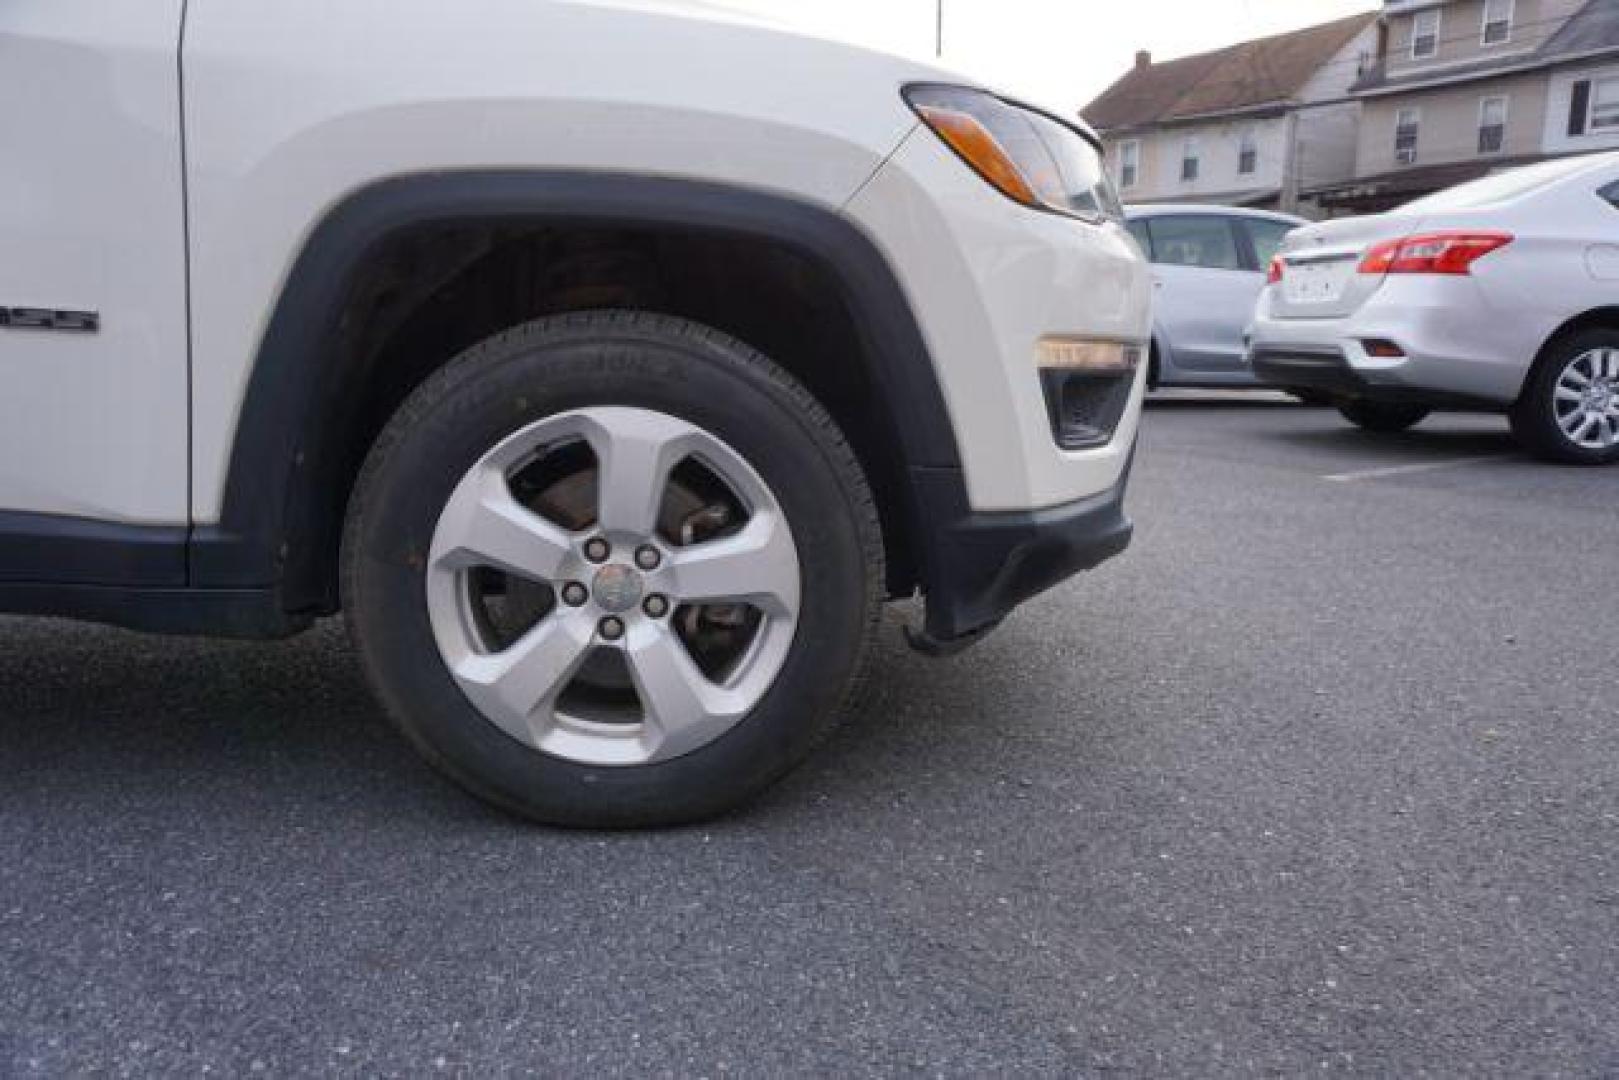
xmin=909 ymin=453 xmax=1134 ymax=653
xmin=844 ymin=126 xmax=1150 ymax=512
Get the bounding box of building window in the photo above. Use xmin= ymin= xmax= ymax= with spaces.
xmin=1238 ymin=129 xmax=1258 ymax=175
xmin=1482 ymin=0 xmax=1514 ymax=45
xmin=1181 ymin=138 xmax=1200 ymax=182
xmin=1412 ymin=8 xmax=1441 ymax=59
xmin=1119 ymin=140 xmax=1140 ymax=189
xmin=1395 ymin=108 xmax=1420 ymax=164
xmin=1478 ymin=96 xmax=1508 ymax=154
xmin=1592 ymin=77 xmax=1619 ymax=132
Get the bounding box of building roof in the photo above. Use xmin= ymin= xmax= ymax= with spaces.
xmin=1310 ymin=154 xmax=1546 ymax=204
xmin=1351 ymin=0 xmax=1619 ymax=95
xmin=1082 ymin=13 xmax=1378 ymax=131
xmin=1548 ymin=0 xmax=1619 ymax=53
xmin=1307 ymin=150 xmax=1610 ymax=209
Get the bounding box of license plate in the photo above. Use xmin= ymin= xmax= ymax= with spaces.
xmin=1283 ymin=259 xmax=1353 ymax=304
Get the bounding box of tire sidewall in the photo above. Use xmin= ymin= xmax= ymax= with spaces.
xmin=345 ymin=318 xmax=877 ymax=825
xmin=1516 ymin=330 xmax=1619 ymax=465
xmin=1337 ymin=400 xmax=1430 ymax=433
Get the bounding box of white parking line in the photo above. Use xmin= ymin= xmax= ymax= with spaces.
xmin=1323 ymin=455 xmax=1517 ymax=483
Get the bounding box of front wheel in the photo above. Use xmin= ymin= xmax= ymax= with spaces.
xmin=1336 ymin=400 xmax=1431 ymax=433
xmin=1509 ymin=331 xmax=1619 ymax=465
xmin=343 ymin=312 xmax=883 ymax=827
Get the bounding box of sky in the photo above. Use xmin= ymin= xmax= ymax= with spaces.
xmin=721 ymin=0 xmax=1377 ymax=116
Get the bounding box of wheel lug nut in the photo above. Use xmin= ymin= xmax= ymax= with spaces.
xmin=598 ymin=616 xmax=625 ymax=642
xmin=644 ymin=594 xmax=669 ymax=619
xmin=634 ymin=544 xmax=661 ymax=570
xmin=561 ymin=582 xmax=588 ymax=607
xmin=584 ymin=537 xmax=611 ymax=563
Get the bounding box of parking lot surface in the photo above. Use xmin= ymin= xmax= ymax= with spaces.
xmin=2 ymin=399 xmax=1615 ymax=1076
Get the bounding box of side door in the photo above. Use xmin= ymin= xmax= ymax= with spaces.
xmin=0 ymin=2 xmax=190 ymax=579
xmin=1143 ymin=214 xmax=1264 ymax=375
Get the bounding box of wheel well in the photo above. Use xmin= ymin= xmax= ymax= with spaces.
xmin=1523 ymin=306 xmax=1619 ymax=399
xmin=282 ymin=222 xmax=924 ymax=613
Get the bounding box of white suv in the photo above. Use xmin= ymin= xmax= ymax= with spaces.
xmin=0 ymin=1 xmax=1149 ymax=825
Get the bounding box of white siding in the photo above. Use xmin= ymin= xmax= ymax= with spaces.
xmin=1543 ymin=62 xmax=1619 ymax=155
xmin=1123 ymin=118 xmax=1287 ymax=201
xmin=1299 ymin=23 xmax=1380 ymax=102
xmin=1295 ymin=24 xmax=1382 ymax=191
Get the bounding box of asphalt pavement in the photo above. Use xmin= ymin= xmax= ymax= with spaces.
xmin=2 ymin=399 xmax=1616 ymax=1076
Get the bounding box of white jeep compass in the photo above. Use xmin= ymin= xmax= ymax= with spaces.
xmin=0 ymin=0 xmax=1150 ymax=826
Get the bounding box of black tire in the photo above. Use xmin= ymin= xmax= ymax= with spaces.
xmin=1336 ymin=400 xmax=1431 ymax=433
xmin=342 ymin=311 xmax=883 ymax=828
xmin=1508 ymin=329 xmax=1619 ymax=465
xmin=1290 ymin=390 xmax=1333 ymax=408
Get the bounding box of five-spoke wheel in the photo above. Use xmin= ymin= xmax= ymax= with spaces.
xmin=425 ymin=407 xmax=801 ymax=767
xmin=343 ymin=312 xmax=881 ymax=827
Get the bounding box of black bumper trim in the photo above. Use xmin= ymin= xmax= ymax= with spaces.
xmin=911 ymin=454 xmax=1134 ymax=649
xmin=1251 ymin=348 xmax=1501 ymax=410
xmin=1251 ymin=348 xmax=1362 ymax=394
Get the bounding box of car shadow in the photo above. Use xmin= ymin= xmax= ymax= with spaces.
xmin=1145 ymin=394 xmax=1299 ymax=410
xmin=1265 ymin=422 xmax=1521 ymax=460
xmin=0 ymin=607 xmax=1122 ymax=833
xmin=0 ymin=617 xmax=513 ymax=828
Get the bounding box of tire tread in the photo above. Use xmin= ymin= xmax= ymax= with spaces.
xmin=341 ymin=310 xmax=884 ymax=826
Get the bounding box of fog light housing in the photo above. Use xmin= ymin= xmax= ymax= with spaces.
xmin=1362 ymin=339 xmax=1406 ymax=359
xmin=1036 ymin=338 xmax=1143 ymax=373
xmin=1037 ymin=338 xmax=1142 ymax=450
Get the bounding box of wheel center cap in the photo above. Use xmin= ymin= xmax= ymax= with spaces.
xmin=592 ymin=564 xmax=644 ymax=614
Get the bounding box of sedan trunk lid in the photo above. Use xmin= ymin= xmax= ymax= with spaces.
xmin=1270 ymin=213 xmax=1425 ymax=320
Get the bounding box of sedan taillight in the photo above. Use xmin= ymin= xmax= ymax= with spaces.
xmin=1266 ymin=256 xmax=1284 ymax=285
xmin=1358 ymin=231 xmax=1513 ymax=276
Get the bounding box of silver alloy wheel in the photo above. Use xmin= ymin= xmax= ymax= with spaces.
xmin=1553 ymin=348 xmax=1619 ymax=450
xmin=425 ymin=407 xmax=801 ymax=767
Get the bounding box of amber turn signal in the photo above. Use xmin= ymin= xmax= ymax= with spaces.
xmin=914 ymin=104 xmax=1040 ymax=208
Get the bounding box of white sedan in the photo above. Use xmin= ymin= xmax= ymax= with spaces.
xmin=1248 ymin=151 xmax=1619 ymax=464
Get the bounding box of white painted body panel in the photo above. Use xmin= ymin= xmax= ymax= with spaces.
xmin=0 ymin=1 xmax=189 ymax=523
xmin=847 ymin=132 xmax=1151 ymax=510
xmin=182 ymin=0 xmax=1146 ymax=517
xmin=1249 ymin=152 xmax=1619 ymax=404
xmin=181 ymin=0 xmax=933 ymax=521
xmin=2 ymin=0 xmax=1148 ymax=533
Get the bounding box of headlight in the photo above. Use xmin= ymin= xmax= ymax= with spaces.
xmin=904 ymin=84 xmax=1122 ymax=224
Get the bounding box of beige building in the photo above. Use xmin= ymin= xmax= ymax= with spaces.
xmin=1315 ymin=0 xmax=1619 ymax=213
xmin=1081 ymin=14 xmax=1379 ymax=216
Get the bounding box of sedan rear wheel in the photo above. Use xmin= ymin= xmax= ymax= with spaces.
xmin=1511 ymin=330 xmax=1619 ymax=465
xmin=1336 ymin=400 xmax=1431 ymax=434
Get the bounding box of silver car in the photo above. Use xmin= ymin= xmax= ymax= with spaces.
xmin=1126 ymin=205 xmax=1305 ymax=390
xmin=1249 ymin=152 xmax=1619 ymax=465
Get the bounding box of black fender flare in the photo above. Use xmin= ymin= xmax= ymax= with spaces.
xmin=189 ymin=171 xmax=968 ymax=608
